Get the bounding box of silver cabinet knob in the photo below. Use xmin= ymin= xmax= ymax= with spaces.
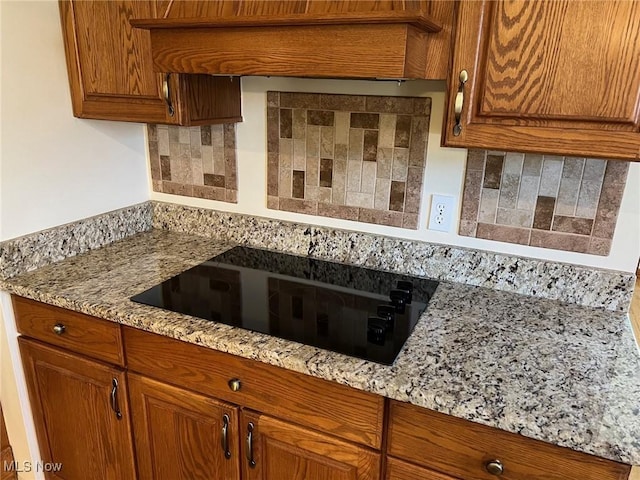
xmin=485 ymin=459 xmax=504 ymax=476
xmin=52 ymin=324 xmax=66 ymax=335
xmin=228 ymin=378 xmax=241 ymax=392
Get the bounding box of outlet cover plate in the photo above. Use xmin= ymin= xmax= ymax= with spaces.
xmin=428 ymin=194 xmax=455 ymax=232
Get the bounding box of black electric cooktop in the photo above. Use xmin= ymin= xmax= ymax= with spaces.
xmin=131 ymin=246 xmax=439 ymax=365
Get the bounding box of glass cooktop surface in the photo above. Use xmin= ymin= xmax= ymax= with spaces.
xmin=131 ymin=246 xmax=439 ymax=365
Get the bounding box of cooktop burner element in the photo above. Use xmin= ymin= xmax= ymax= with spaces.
xmin=131 ymin=246 xmax=439 ymax=365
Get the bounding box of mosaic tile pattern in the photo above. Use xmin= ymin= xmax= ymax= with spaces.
xmin=460 ymin=150 xmax=629 ymax=256
xmin=266 ymin=92 xmax=431 ymax=229
xmin=147 ymin=124 xmax=238 ymax=203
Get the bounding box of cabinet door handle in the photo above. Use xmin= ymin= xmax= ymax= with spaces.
xmin=162 ymin=73 xmax=175 ymax=117
xmin=221 ymin=413 xmax=231 ymax=459
xmin=110 ymin=378 xmax=122 ymax=420
xmin=246 ymin=422 xmax=256 ymax=468
xmin=453 ymin=69 xmax=469 ymax=136
xmin=52 ymin=324 xmax=66 ymax=335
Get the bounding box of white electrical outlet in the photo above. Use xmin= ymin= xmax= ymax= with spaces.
xmin=428 ymin=194 xmax=455 ymax=232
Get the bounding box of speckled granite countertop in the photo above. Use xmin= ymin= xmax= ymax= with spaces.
xmin=2 ymin=230 xmax=639 ymax=465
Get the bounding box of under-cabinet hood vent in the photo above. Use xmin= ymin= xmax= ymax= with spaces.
xmin=131 ymin=9 xmax=446 ymax=80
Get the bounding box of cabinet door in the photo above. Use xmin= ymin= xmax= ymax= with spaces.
xmin=443 ymin=0 xmax=640 ymax=160
xmin=128 ymin=373 xmax=241 ymax=480
xmin=18 ymin=337 xmax=136 ymax=480
xmin=59 ymin=0 xmax=176 ymax=123
xmin=241 ymin=410 xmax=380 ymax=480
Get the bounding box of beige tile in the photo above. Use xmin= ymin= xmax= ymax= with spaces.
xmin=279 ymin=168 xmax=292 ymax=198
xmin=306 ymin=125 xmax=320 ymax=158
xmin=158 ymin=126 xmax=170 ymax=156
xmin=305 ymin=157 xmax=319 ymax=187
xmin=334 ymin=111 xmax=350 ymax=145
xmin=279 ymin=197 xmax=318 ymax=215
xmin=582 ymin=158 xmax=607 ymax=182
xmin=213 ymin=147 xmax=225 ymax=176
xmin=516 ymin=175 xmax=540 ymax=211
xmin=293 ymin=139 xmax=306 ymax=170
xmin=169 ymin=144 xmax=192 ymax=184
xmin=202 ymin=145 xmax=214 ymax=175
xmin=378 ymin=114 xmax=396 ymax=149
xmin=225 ymin=189 xmax=238 ymax=204
xmin=346 ymin=160 xmax=362 ymax=192
xmin=346 ymin=191 xmax=374 ymax=209
xmin=374 ymin=178 xmax=391 ymax=210
xmin=539 ymin=157 xmax=563 ymax=196
xmin=147 ymin=124 xmax=158 ymax=141
xmin=496 ymin=208 xmax=533 ymax=228
xmin=305 ymin=185 xmax=319 ymax=201
xmin=575 ymin=180 xmax=603 ymax=219
xmin=178 ymin=126 xmax=190 ymax=144
xmin=476 ymin=223 xmax=530 ymax=245
xmin=361 ymin=161 xmax=377 ymax=194
xmin=555 ymin=177 xmax=580 ymax=216
xmin=358 ymin=208 xmax=403 ymax=228
xmin=498 ymin=173 xmax=520 ymax=209
xmin=331 ymin=170 xmax=346 ymax=205
xmin=212 ymin=125 xmax=224 ymax=166
xmin=348 ymin=128 xmax=364 ymax=162
xmin=318 ymin=187 xmax=332 ymax=203
xmin=225 ymin=152 xmax=237 ymax=189
xmin=152 ymin=179 xmax=162 ymax=192
xmin=377 ymin=147 xmax=393 ymax=179
xmin=191 ymin=156 xmax=204 ymax=186
xmin=504 ymin=152 xmax=524 ymax=174
xmin=189 ymin=127 xmax=201 ymax=159
xmin=478 ymin=188 xmax=499 ymax=223
xmin=391 ymin=148 xmax=409 ymax=182
xmin=318 ymin=202 xmax=359 ymax=221
xmin=320 ymin=126 xmax=334 ymax=158
xmin=334 ymin=143 xmax=347 ymax=162
xmin=529 ymin=230 xmax=590 ymax=253
xmin=191 ymin=185 xmax=223 ymax=201
xmin=293 ymin=109 xmax=307 ymax=139
xmin=280 ymin=138 xmax=294 ymax=169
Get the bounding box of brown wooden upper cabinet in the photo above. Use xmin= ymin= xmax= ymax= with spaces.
xmin=443 ymin=0 xmax=640 ymax=160
xmin=58 ymin=0 xmax=241 ymax=125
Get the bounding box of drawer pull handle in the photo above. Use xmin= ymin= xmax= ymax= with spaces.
xmin=485 ymin=459 xmax=504 ymax=476
xmin=52 ymin=324 xmax=66 ymax=335
xmin=453 ymin=69 xmax=468 ymax=136
xmin=162 ymin=73 xmax=175 ymax=117
xmin=221 ymin=413 xmax=231 ymax=459
xmin=228 ymin=378 xmax=242 ymax=392
xmin=246 ymin=422 xmax=256 ymax=468
xmin=110 ymin=378 xmax=122 ymax=420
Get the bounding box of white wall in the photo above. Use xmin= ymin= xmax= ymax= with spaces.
xmin=151 ymin=77 xmax=640 ymax=273
xmin=0 ymin=2 xmax=149 ymax=477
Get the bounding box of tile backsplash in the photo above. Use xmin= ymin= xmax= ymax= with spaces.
xmin=459 ymin=150 xmax=628 ymax=255
xmin=148 ymin=124 xmax=238 ymax=203
xmin=266 ymin=91 xmax=431 ymax=229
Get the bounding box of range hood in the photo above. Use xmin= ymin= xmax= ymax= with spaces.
xmin=131 ymin=8 xmax=447 ymax=80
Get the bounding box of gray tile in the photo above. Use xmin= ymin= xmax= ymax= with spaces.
xmin=555 ymin=177 xmax=580 ymax=216
xmin=478 ymin=188 xmax=499 ymax=223
xmin=306 ymin=125 xmax=320 ymax=158
xmin=503 ymin=152 xmax=524 ymax=175
xmin=293 ymin=139 xmax=305 ymax=171
xmin=305 ymin=157 xmax=319 ymax=187
xmin=516 ymin=175 xmax=540 ymax=212
xmin=293 ymin=109 xmax=307 ymax=140
xmin=562 ymin=158 xmax=585 ymax=179
xmin=280 ymin=138 xmax=294 ymax=170
xmin=346 ymin=191 xmax=374 ymax=209
xmin=539 ymin=157 xmax=563 ymax=197
xmin=158 ymin=126 xmax=170 ymax=156
xmin=320 ymin=127 xmax=334 ymax=159
xmin=498 ymin=173 xmax=520 ymax=209
xmin=377 ymin=148 xmax=393 ymax=179
xmin=334 ymin=112 xmax=350 ymax=145
xmin=391 ymin=148 xmax=409 ymax=182
xmin=379 ymin=114 xmax=396 ymax=149
xmin=575 ymin=180 xmax=603 ymax=219
xmin=522 ymin=154 xmax=543 ymax=176
xmin=582 ymin=158 xmax=607 ymax=182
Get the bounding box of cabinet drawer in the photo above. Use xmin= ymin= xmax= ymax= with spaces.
xmin=123 ymin=326 xmax=384 ymax=449
xmin=386 ymin=457 xmax=458 ymax=480
xmin=13 ymin=296 xmax=124 ymax=366
xmin=387 ymin=400 xmax=631 ymax=480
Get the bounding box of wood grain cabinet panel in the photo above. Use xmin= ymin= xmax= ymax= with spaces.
xmin=59 ymin=0 xmax=241 ymax=125
xmin=241 ymin=410 xmax=381 ymax=480
xmin=387 ymin=400 xmax=631 ymax=480
xmin=443 ymin=0 xmax=640 ymax=160
xmin=385 ymin=457 xmax=458 ymax=480
xmin=18 ymin=338 xmax=136 ymax=480
xmin=13 ymin=296 xmax=124 ymax=366
xmin=128 ymin=373 xmax=241 ymax=480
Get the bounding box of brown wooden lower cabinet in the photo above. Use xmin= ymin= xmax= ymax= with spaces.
xmin=386 ymin=457 xmax=459 ymax=480
xmin=18 ymin=338 xmax=136 ymax=480
xmin=128 ymin=373 xmax=240 ymax=480
xmin=240 ymin=410 xmax=380 ymax=480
